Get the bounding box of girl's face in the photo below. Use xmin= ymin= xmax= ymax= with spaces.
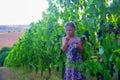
xmin=65 ymin=26 xmax=76 ymax=37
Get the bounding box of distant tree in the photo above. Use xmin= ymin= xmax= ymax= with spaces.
xmin=8 ymin=31 xmax=11 ymax=33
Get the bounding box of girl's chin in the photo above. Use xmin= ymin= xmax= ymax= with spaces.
xmin=67 ymin=34 xmax=74 ymax=37
xmin=69 ymin=35 xmax=74 ymax=37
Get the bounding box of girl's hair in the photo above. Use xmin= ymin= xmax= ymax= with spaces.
xmin=64 ymin=21 xmax=76 ymax=29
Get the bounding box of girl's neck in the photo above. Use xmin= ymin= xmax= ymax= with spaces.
xmin=69 ymin=35 xmax=76 ymax=43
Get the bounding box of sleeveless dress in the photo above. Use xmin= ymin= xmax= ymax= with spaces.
xmin=64 ymin=37 xmax=84 ymax=80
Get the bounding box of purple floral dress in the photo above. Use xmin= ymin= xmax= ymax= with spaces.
xmin=64 ymin=37 xmax=84 ymax=80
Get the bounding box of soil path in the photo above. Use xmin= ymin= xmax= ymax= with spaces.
xmin=0 ymin=67 xmax=15 ymax=80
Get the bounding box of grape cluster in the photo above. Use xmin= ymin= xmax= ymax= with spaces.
xmin=72 ymin=48 xmax=79 ymax=62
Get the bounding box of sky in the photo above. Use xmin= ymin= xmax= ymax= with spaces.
xmin=0 ymin=0 xmax=48 ymax=25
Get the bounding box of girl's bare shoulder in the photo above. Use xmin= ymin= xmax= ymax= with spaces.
xmin=62 ymin=37 xmax=66 ymax=42
xmin=75 ymin=37 xmax=81 ymax=41
xmin=62 ymin=37 xmax=66 ymax=40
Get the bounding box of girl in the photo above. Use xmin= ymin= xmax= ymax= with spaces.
xmin=62 ymin=21 xmax=84 ymax=80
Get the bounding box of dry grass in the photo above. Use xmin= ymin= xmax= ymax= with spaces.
xmin=0 ymin=67 xmax=118 ymax=80
xmin=0 ymin=67 xmax=62 ymax=80
xmin=0 ymin=32 xmax=24 ymax=49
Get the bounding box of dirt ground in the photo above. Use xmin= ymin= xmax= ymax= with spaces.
xmin=0 ymin=67 xmax=15 ymax=80
xmin=0 ymin=32 xmax=24 ymax=49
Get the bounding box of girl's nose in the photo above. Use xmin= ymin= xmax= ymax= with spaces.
xmin=68 ymin=32 xmax=70 ymax=34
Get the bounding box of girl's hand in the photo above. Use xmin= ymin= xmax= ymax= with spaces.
xmin=74 ymin=38 xmax=83 ymax=53
xmin=74 ymin=43 xmax=83 ymax=48
xmin=64 ymin=35 xmax=70 ymax=43
xmin=61 ymin=35 xmax=70 ymax=52
xmin=74 ymin=44 xmax=79 ymax=48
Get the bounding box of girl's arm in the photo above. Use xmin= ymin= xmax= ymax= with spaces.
xmin=61 ymin=37 xmax=69 ymax=52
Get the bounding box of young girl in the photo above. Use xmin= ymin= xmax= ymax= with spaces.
xmin=62 ymin=21 xmax=84 ymax=80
